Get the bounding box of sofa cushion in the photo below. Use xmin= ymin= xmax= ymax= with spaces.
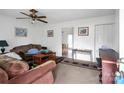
xmin=0 ymin=68 xmax=8 ymax=83
xmin=0 ymin=55 xmax=29 ymax=79
xmin=6 ymin=61 xmax=29 ymax=79
xmin=26 ymin=48 xmax=39 ymax=55
xmin=10 ymin=44 xmax=33 ymax=53
xmin=31 ymin=44 xmax=42 ymax=50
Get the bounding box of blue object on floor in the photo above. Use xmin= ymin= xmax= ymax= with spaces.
xmin=115 ymin=72 xmax=124 ymax=84
xmin=116 ymin=78 xmax=124 ymax=84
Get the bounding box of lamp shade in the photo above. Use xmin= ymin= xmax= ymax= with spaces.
xmin=0 ymin=40 xmax=9 ymax=47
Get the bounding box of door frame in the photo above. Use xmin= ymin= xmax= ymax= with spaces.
xmin=61 ymin=27 xmax=74 ymax=58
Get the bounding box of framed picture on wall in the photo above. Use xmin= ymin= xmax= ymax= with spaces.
xmin=47 ymin=30 xmax=54 ymax=37
xmin=15 ymin=27 xmax=27 ymax=37
xmin=78 ymin=27 xmax=89 ymax=36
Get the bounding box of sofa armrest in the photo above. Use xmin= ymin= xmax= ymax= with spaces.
xmin=17 ymin=51 xmax=26 ymax=60
xmin=8 ymin=60 xmax=56 ymax=84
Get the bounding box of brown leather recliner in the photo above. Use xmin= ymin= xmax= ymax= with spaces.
xmin=0 ymin=55 xmax=56 ymax=84
xmin=10 ymin=44 xmax=42 ymax=61
xmin=99 ymin=49 xmax=119 ymax=84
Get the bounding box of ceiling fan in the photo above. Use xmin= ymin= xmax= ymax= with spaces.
xmin=16 ymin=9 xmax=48 ymax=23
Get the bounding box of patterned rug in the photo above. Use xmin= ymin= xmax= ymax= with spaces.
xmin=56 ymin=57 xmax=98 ymax=70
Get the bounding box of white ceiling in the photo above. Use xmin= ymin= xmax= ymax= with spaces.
xmin=0 ymin=9 xmax=116 ymax=24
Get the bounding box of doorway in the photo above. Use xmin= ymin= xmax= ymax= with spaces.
xmin=62 ymin=27 xmax=74 ymax=58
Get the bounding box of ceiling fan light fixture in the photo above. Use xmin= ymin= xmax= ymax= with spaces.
xmin=31 ymin=20 xmax=35 ymax=24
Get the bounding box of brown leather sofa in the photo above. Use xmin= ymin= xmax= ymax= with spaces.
xmin=10 ymin=44 xmax=42 ymax=61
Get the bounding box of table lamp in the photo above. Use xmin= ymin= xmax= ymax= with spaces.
xmin=0 ymin=40 xmax=9 ymax=53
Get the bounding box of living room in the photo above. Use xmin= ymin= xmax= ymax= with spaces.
xmin=0 ymin=9 xmax=120 ymax=84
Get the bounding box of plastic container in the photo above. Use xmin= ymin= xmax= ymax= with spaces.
xmin=96 ymin=58 xmax=102 ymax=68
xmin=115 ymin=71 xmax=124 ymax=84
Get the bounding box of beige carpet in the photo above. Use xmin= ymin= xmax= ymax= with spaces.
xmin=53 ymin=63 xmax=100 ymax=84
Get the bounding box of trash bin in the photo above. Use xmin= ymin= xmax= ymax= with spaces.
xmin=96 ymin=58 xmax=102 ymax=68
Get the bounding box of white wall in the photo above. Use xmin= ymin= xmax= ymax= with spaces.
xmin=39 ymin=15 xmax=118 ymax=61
xmin=115 ymin=10 xmax=119 ymax=52
xmin=0 ymin=14 xmax=43 ymax=53
xmin=120 ymin=10 xmax=124 ymax=58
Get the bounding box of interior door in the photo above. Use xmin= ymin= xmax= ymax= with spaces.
xmin=95 ymin=23 xmax=115 ymax=59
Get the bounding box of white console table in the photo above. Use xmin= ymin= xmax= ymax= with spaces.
xmin=72 ymin=49 xmax=93 ymax=61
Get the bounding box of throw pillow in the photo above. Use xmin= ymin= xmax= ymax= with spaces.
xmin=26 ymin=48 xmax=39 ymax=55
xmin=4 ymin=52 xmax=22 ymax=60
xmin=40 ymin=49 xmax=49 ymax=53
xmin=0 ymin=60 xmax=29 ymax=79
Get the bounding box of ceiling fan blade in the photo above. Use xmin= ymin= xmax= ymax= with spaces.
xmin=37 ymin=19 xmax=48 ymax=23
xmin=37 ymin=16 xmax=47 ymax=18
xmin=20 ymin=12 xmax=31 ymax=17
xmin=16 ymin=17 xmax=30 ymax=19
xmin=30 ymin=9 xmax=38 ymax=13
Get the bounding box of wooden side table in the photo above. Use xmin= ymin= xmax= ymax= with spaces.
xmin=33 ymin=53 xmax=56 ymax=65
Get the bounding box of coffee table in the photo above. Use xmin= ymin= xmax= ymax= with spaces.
xmin=33 ymin=53 xmax=56 ymax=65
